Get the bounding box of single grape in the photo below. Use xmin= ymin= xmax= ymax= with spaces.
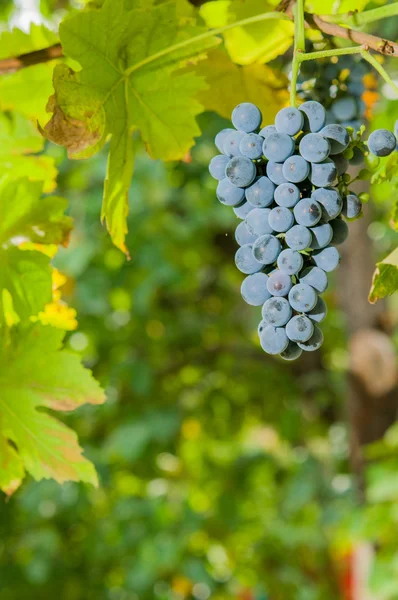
xmin=368 ymin=129 xmax=396 ymax=157
xmin=280 ymin=341 xmax=303 ymax=361
xmin=293 ymin=198 xmax=322 ymax=227
xmin=235 ymin=244 xmax=264 ymax=274
xmin=232 ymin=103 xmax=262 ymax=133
xmin=332 ymin=153 xmax=349 ymax=176
xmin=299 ymin=133 xmax=330 ymax=163
xmin=215 ymin=128 xmax=235 ymax=154
xmin=299 ymin=101 xmax=326 ymax=133
xmin=350 ymin=61 xmax=367 ymax=81
xmin=240 ymin=133 xmax=264 ymax=159
xmin=260 ymin=325 xmax=289 ymax=355
xmin=209 ymin=155 xmax=230 ymax=180
xmin=258 ymin=319 xmax=267 ymax=337
xmin=331 ymin=97 xmax=357 ymax=122
xmin=282 ymin=155 xmax=310 ymax=183
xmin=275 ymin=107 xmax=304 ymax=136
xmin=259 ymin=125 xmax=277 ymax=140
xmin=245 ymin=208 xmax=273 ymax=236
xmin=310 ymin=159 xmax=337 ymax=187
xmin=310 ymin=223 xmax=333 ymax=249
xmin=245 ymin=176 xmax=275 ymax=207
xmin=307 ymin=296 xmax=327 ymax=323
xmin=343 ymin=193 xmax=362 ymax=218
xmin=268 ymin=206 xmax=294 ymax=232
xmin=233 ymin=201 xmax=254 ymax=219
xmin=277 ymin=249 xmax=303 ymax=275
xmin=241 ymin=273 xmax=271 ymax=306
xmin=263 ymin=133 xmax=295 ymax=163
xmin=288 ymin=283 xmax=318 ymax=312
xmin=330 ymin=218 xmax=349 ymax=245
xmin=312 ymin=187 xmax=342 ymax=221
xmin=347 ymin=81 xmax=365 ymax=96
xmin=266 ymin=161 xmax=288 ymax=185
xmin=216 ymin=178 xmax=245 ymax=206
xmin=299 ymin=266 xmax=328 ymax=293
xmin=320 ymin=124 xmax=349 ymax=154
xmin=274 ymin=183 xmax=300 ymax=208
xmin=226 ymin=156 xmax=257 ymax=187
xmin=252 ymin=234 xmax=282 ymax=264
xmin=267 ymin=270 xmax=293 ymax=297
xmin=312 ymin=246 xmax=340 ymax=272
xmin=262 ymin=297 xmax=292 ymax=326
xmin=285 ymin=224 xmax=312 ymax=251
xmin=297 ymin=325 xmax=324 ymax=352
xmin=223 ymin=131 xmax=245 ymax=157
xmin=235 ymin=221 xmax=258 ymax=246
xmin=286 ymin=315 xmax=314 ymax=343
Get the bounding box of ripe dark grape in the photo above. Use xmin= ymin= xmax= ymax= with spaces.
xmin=367 ymin=129 xmax=396 ymax=157
xmin=282 ymin=155 xmax=310 ymax=183
xmin=263 ymin=132 xmax=295 ymax=163
xmin=241 ymin=273 xmax=271 ymax=306
xmin=245 ymin=176 xmax=275 ymax=207
xmin=226 ymin=156 xmax=257 ymax=187
xmin=299 ymin=133 xmax=330 ymax=163
xmin=286 ymin=315 xmax=314 ymax=343
xmin=262 ymin=297 xmax=292 ymax=327
xmin=275 ymin=107 xmax=304 ymax=136
xmin=232 ymin=102 xmax=262 ymax=133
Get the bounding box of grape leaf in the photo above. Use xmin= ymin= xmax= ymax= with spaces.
xmin=200 ymin=0 xmax=294 ymax=65
xmin=369 ymin=247 xmax=398 ymax=303
xmin=0 ymin=323 xmax=105 ymax=495
xmin=196 ymin=49 xmax=289 ymax=122
xmin=41 ymin=0 xmax=219 ymax=253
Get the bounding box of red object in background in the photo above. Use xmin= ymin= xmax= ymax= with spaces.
xmin=238 ymin=589 xmax=254 ymax=600
xmin=341 ymin=550 xmax=355 ymax=600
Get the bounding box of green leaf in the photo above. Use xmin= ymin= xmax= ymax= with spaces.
xmin=200 ymin=0 xmax=294 ymax=65
xmin=0 ymin=323 xmax=105 ymax=494
xmin=369 ymin=247 xmax=398 ymax=303
xmin=41 ymin=0 xmax=219 ymax=253
xmin=0 ymin=23 xmax=58 ymax=59
xmin=196 ymin=49 xmax=289 ymax=122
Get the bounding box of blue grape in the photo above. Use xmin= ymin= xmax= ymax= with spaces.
xmin=368 ymin=129 xmax=396 ymax=157
xmin=288 ymin=283 xmax=317 ymax=312
xmin=343 ymin=193 xmax=362 ymax=218
xmin=299 ymin=133 xmax=330 ymax=163
xmin=285 ymin=224 xmax=312 ymax=251
xmin=252 ymin=234 xmax=282 ymax=264
xmin=347 ymin=81 xmax=365 ymax=95
xmin=235 ymin=221 xmax=258 ymax=246
xmin=274 ymin=183 xmax=300 ymax=208
xmin=299 ymin=101 xmax=326 ymax=133
xmin=320 ymin=124 xmax=349 ymax=154
xmin=350 ymin=61 xmax=367 ymax=81
xmin=312 ymin=187 xmax=342 ymax=221
xmin=226 ymin=156 xmax=257 ymax=187
xmin=310 ymin=223 xmax=333 ymax=249
xmin=240 ymin=133 xmax=264 ymax=159
xmin=275 ymin=107 xmax=304 ymax=136
xmin=266 ymin=161 xmax=288 ymax=185
xmin=286 ymin=315 xmax=314 ymax=343
xmin=280 ymin=341 xmax=303 ymax=361
xmin=223 ymin=131 xmax=244 ymax=157
xmin=297 ymin=325 xmax=324 ymax=352
xmin=268 ymin=206 xmax=294 ymax=232
xmin=245 ymin=176 xmax=275 ymax=207
xmin=235 ymin=244 xmax=264 ymax=274
xmin=245 ymin=208 xmax=273 ymax=236
xmin=282 ymin=155 xmax=310 ymax=183
xmin=209 ymin=154 xmax=230 ymax=180
xmin=332 ymin=153 xmax=349 ymax=176
xmin=299 ymin=266 xmax=328 ymax=293
xmin=277 ymin=248 xmax=303 ymax=275
xmin=307 ymin=296 xmax=327 ymax=323
xmin=293 ymin=198 xmax=322 ymax=227
xmin=260 ymin=325 xmax=289 ymax=355
xmin=310 ymin=159 xmax=337 ymax=187
xmin=215 ymin=128 xmax=235 ymax=153
xmin=258 ymin=319 xmax=267 ymax=337
xmin=267 ymin=270 xmax=293 ymax=297
xmin=331 ymin=97 xmax=357 ymax=121
xmin=330 ymin=218 xmax=349 ymax=245
xmin=263 ymin=133 xmax=295 ymax=163
xmin=232 ymin=103 xmax=262 ymax=133
xmin=216 ymin=178 xmax=245 ymax=206
xmin=312 ymin=246 xmax=340 ymax=272
xmin=233 ymin=201 xmax=253 ymax=219
xmin=241 ymin=273 xmax=271 ymax=306
xmin=262 ymin=297 xmax=292 ymax=327
xmin=260 ymin=125 xmax=277 ymax=140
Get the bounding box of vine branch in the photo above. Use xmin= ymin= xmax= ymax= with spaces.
xmin=0 ymin=43 xmax=63 ymax=75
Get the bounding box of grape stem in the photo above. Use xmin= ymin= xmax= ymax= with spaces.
xmin=290 ymin=0 xmax=305 ymax=107
xmin=360 ymin=50 xmax=398 ymax=96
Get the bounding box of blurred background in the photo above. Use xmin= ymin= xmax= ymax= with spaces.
xmin=0 ymin=1 xmax=398 ymax=599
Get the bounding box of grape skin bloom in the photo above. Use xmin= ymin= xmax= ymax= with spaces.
xmin=235 ymin=244 xmax=264 ymax=274
xmin=288 ymin=283 xmax=318 ymax=312
xmin=286 ymin=315 xmax=314 ymax=343
xmin=226 ymin=156 xmax=257 ymax=188
xmin=252 ymin=234 xmax=282 ymax=265
xmin=245 ymin=176 xmax=275 ymax=207
xmin=268 ymin=206 xmax=294 ymax=233
xmin=299 ymin=133 xmax=330 ymax=163
xmin=293 ymin=198 xmax=322 ymax=227
xmin=275 ymin=107 xmax=304 ymax=136
xmin=262 ymin=297 xmax=292 ymax=327
xmin=263 ymin=132 xmax=295 ymax=163
xmin=241 ymin=273 xmax=271 ymax=306
xmin=260 ymin=325 xmax=289 ymax=355
xmin=266 ymin=271 xmax=293 ymax=297
xmin=282 ymin=155 xmax=310 ymax=183
xmin=232 ymin=102 xmax=262 ymax=133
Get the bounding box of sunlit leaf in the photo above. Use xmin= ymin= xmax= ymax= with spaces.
xmin=369 ymin=247 xmax=398 ymax=303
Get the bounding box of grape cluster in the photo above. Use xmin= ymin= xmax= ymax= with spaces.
xmin=209 ymin=101 xmax=396 ymax=360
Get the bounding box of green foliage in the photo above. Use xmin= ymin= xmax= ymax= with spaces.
xmin=369 ymin=247 xmax=398 ymax=303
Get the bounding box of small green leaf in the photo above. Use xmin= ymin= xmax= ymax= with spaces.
xmin=369 ymin=247 xmax=398 ymax=303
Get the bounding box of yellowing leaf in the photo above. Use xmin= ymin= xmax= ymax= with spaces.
xmin=305 ymin=0 xmax=370 ymax=14
xmin=0 ymin=64 xmax=56 ymax=123
xmin=369 ymin=247 xmax=398 ymax=303
xmin=0 ymin=324 xmax=105 ymax=494
xmin=200 ymin=0 xmax=294 ymax=65
xmin=42 ymin=0 xmax=219 ymax=253
xmin=197 ymin=49 xmax=289 ymax=123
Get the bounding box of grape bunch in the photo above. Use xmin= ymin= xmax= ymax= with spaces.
xmin=209 ymin=101 xmax=396 ymax=361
